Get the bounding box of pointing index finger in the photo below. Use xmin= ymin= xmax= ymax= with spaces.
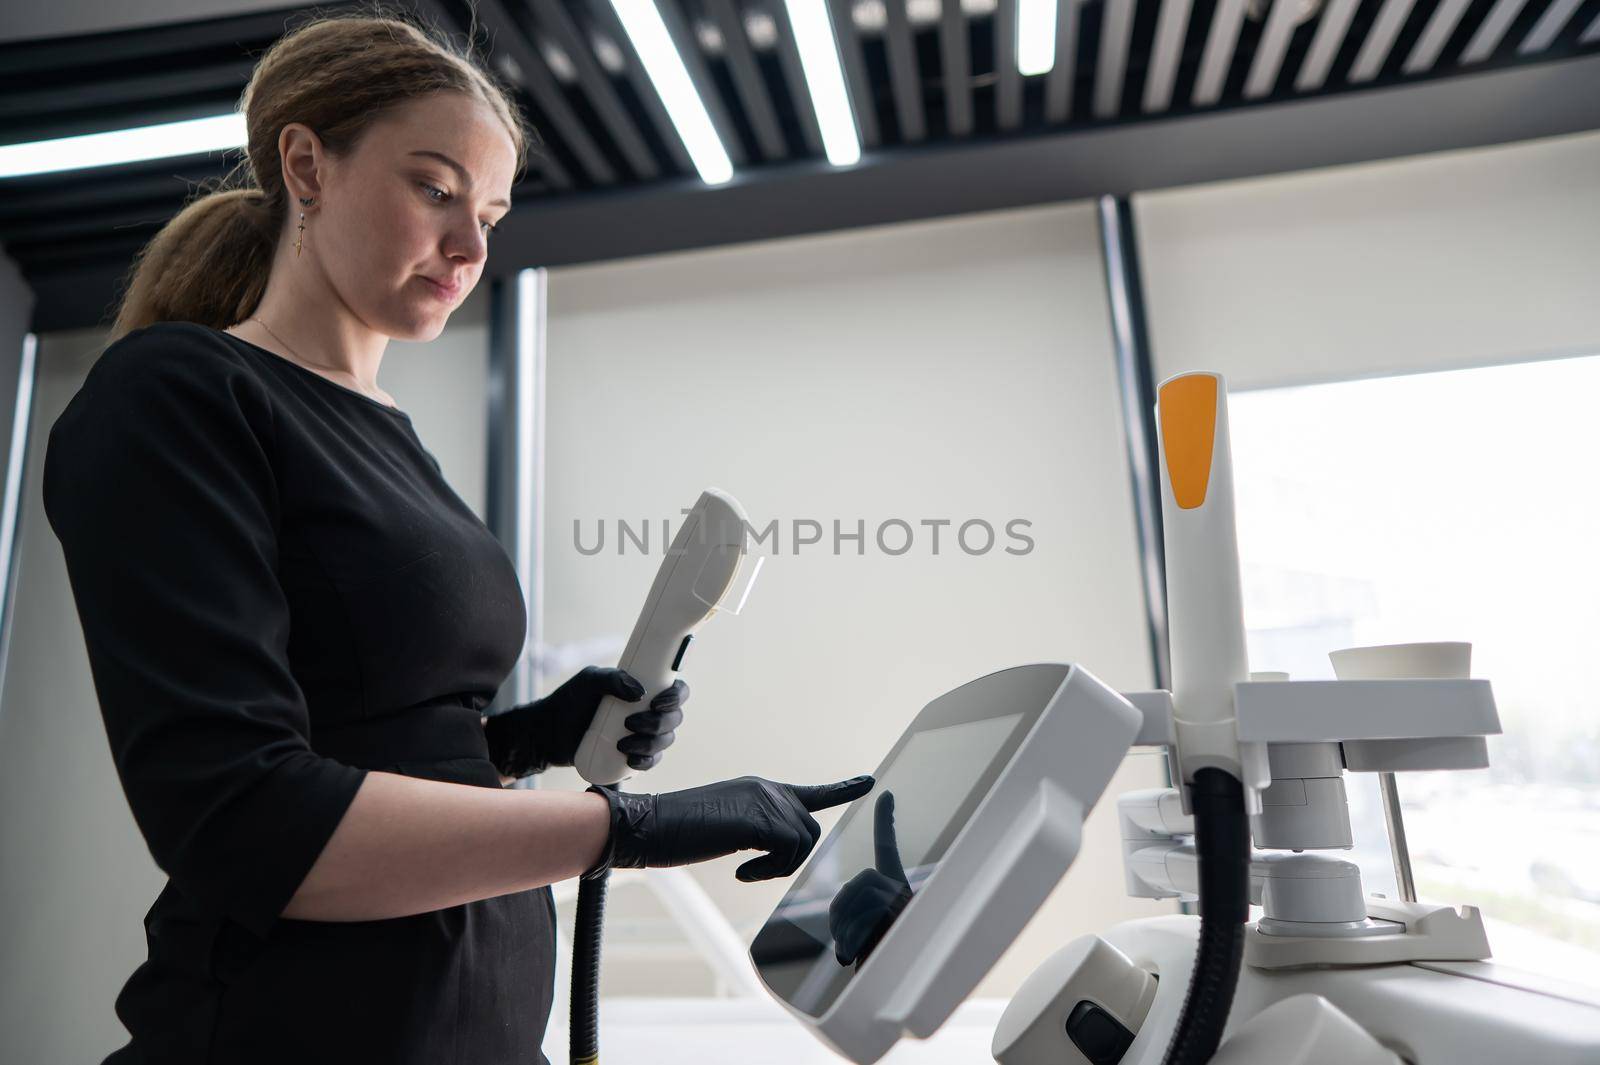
xmin=787 ymin=774 xmax=875 ymax=813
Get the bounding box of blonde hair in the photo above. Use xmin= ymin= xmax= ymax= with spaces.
xmin=106 ymin=2 xmax=536 ymax=345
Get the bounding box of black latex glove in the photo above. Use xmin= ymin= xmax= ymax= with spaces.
xmin=482 ymin=665 xmax=689 ymax=779
xmin=829 ymin=790 xmax=914 ymax=966
xmin=583 ymin=773 xmax=876 ymax=882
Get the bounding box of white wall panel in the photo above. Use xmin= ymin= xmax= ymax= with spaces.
xmin=540 ymin=201 xmax=1172 ymax=999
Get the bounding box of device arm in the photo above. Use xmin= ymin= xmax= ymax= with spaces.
xmin=1126 ymin=840 xmax=1367 ymax=923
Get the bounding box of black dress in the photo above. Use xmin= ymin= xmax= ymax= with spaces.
xmin=42 ymin=320 xmax=556 ymax=1064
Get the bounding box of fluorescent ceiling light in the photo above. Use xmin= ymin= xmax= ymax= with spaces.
xmin=0 ymin=113 xmax=246 ymax=180
xmin=783 ymin=0 xmax=861 ymax=167
xmin=1018 ymin=0 xmax=1059 ymax=75
xmin=609 ymin=0 xmax=735 ymax=185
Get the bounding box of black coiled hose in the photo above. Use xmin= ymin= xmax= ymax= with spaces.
xmin=1161 ymin=767 xmax=1250 ymax=1065
xmin=570 ymin=870 xmax=607 ymax=1065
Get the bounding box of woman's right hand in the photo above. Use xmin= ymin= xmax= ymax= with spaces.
xmin=582 ymin=773 xmax=876 ymax=882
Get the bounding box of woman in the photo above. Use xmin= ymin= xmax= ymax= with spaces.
xmin=41 ymin=10 xmax=872 ymax=1064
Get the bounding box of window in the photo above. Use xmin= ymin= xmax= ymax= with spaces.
xmin=1229 ymin=356 xmax=1600 ymax=991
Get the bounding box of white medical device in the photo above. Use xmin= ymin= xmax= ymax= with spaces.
xmin=749 ymin=372 xmax=1600 ymax=1064
xmin=574 ymin=487 xmax=760 ymax=786
xmin=750 ymin=662 xmax=1142 ymax=1064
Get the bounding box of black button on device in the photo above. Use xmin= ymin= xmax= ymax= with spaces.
xmin=1065 ymin=1000 xmax=1135 ymax=1065
xmin=671 ymin=634 xmax=694 ymax=672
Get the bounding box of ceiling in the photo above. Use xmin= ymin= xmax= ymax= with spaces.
xmin=2 ymin=0 xmax=1598 ymax=332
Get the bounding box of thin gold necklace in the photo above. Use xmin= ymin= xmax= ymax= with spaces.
xmin=248 ymin=317 xmax=391 ymax=407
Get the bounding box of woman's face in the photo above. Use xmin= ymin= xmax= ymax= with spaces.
xmin=313 ymin=92 xmax=517 ymax=342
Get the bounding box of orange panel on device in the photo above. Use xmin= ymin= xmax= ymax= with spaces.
xmin=1159 ymin=375 xmax=1218 ymax=510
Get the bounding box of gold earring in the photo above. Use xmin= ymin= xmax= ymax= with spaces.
xmin=295 ymin=196 xmax=314 ymax=257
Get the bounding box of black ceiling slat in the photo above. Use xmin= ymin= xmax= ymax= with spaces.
xmin=510 ymin=173 xmax=559 ymax=199
xmin=1348 ymin=0 xmax=1425 ymax=81
xmin=1220 ymin=1 xmax=1268 ymax=100
xmin=509 ymin=102 xmax=580 ymax=191
xmin=996 ymin=0 xmax=1024 ymax=129
xmin=529 ymin=69 xmax=634 ymax=183
xmin=1459 ymin=0 xmax=1535 ymax=60
xmin=857 ymin=34 xmax=901 ymax=140
xmin=528 ymin=0 xmax=661 ymax=179
xmin=512 ymin=63 xmax=614 ymax=187
xmin=0 ymin=61 xmax=256 ymax=125
xmin=653 ymin=0 xmax=750 ymax=168
xmin=748 ymin=50 xmax=806 ymax=155
xmin=575 ymin=0 xmax=698 ymax=173
xmin=1494 ymin=0 xmax=1565 ymax=58
xmin=1270 ymin=13 xmax=1324 ymax=95
xmin=468 ymin=0 xmax=611 ymax=185
xmin=1552 ymin=0 xmax=1600 ymax=45
xmin=940 ymin=0 xmax=975 ymax=135
xmin=968 ymin=16 xmax=998 ymax=137
xmin=1123 ymin=0 xmax=1169 ymax=114
xmin=764 ymin=0 xmax=828 ymax=155
xmin=1192 ymin=0 xmax=1249 ymax=104
xmin=1242 ymin=0 xmax=1306 ymax=98
xmin=1403 ymin=0 xmax=1474 ymax=72
xmin=704 ymin=0 xmax=790 ymax=160
xmin=882 ymin=0 xmax=928 ymax=141
xmin=1070 ymin=0 xmax=1103 ymax=122
xmin=0 ymin=8 xmax=297 ymax=79
xmin=0 ymin=162 xmax=235 ymax=223
xmin=1519 ymin=0 xmax=1586 ymax=51
xmin=1293 ymin=0 xmax=1359 ymax=88
xmin=601 ymin=69 xmax=695 ymax=168
xmin=1045 ymin=0 xmax=1083 ymax=122
xmin=1095 ymin=0 xmax=1138 ymax=117
xmin=914 ymin=28 xmax=943 ymax=107
xmin=1019 ymin=63 xmax=1046 ymax=126
xmin=1325 ymin=0 xmax=1397 ymax=85
xmin=1379 ymin=0 xmax=1451 ymax=79
xmin=826 ymin=0 xmax=883 ymax=148
xmin=1169 ymin=0 xmax=1220 ymax=105
xmin=701 ymin=50 xmax=765 ymax=159
xmin=1435 ymin=0 xmax=1509 ymax=63
xmin=1143 ymin=0 xmax=1197 ymax=111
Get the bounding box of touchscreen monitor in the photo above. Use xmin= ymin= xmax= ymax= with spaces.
xmin=750 ymin=673 xmax=1058 ymax=1017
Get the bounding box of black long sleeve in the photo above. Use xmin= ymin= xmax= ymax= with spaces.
xmin=43 ymin=333 xmax=369 ymax=939
xmin=45 ymin=322 xmax=551 ymax=1065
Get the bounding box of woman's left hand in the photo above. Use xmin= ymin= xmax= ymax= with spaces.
xmin=482 ymin=665 xmax=689 ymax=780
xmin=616 ymin=676 xmax=688 ymax=772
